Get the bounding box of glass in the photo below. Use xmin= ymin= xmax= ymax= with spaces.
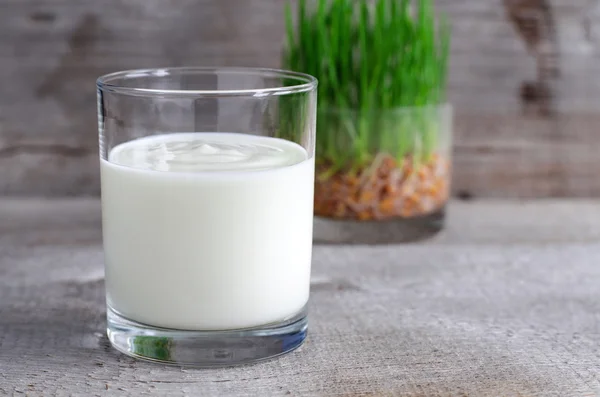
xmin=97 ymin=67 xmax=317 ymax=366
xmin=312 ymin=104 xmax=452 ymax=244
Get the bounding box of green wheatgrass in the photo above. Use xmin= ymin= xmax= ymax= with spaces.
xmin=131 ymin=336 xmax=172 ymax=361
xmin=281 ymin=0 xmax=450 ymax=176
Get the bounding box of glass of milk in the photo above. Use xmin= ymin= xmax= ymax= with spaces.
xmin=97 ymin=67 xmax=317 ymax=366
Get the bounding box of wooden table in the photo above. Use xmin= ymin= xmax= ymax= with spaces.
xmin=2 ymin=198 xmax=600 ymax=396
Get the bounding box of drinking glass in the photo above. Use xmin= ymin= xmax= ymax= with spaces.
xmin=97 ymin=67 xmax=317 ymax=366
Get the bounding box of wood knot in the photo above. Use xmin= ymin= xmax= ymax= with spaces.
xmin=29 ymin=11 xmax=56 ymax=23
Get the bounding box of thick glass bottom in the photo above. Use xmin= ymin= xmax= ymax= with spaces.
xmin=106 ymin=306 xmax=307 ymax=367
xmin=313 ymin=207 xmax=445 ymax=244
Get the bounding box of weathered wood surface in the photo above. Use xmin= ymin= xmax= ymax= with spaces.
xmin=2 ymin=198 xmax=600 ymax=396
xmin=2 ymin=0 xmax=600 ymax=197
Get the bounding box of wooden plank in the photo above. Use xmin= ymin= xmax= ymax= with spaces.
xmin=3 ymin=198 xmax=600 ymax=395
xmin=3 ymin=197 xmax=600 ymax=248
xmin=1 ymin=0 xmax=600 ymax=196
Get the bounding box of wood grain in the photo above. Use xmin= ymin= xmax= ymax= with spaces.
xmin=2 ymin=0 xmax=600 ymax=196
xmin=3 ymin=198 xmax=600 ymax=396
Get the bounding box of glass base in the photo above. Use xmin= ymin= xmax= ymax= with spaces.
xmin=313 ymin=207 xmax=445 ymax=244
xmin=106 ymin=306 xmax=308 ymax=367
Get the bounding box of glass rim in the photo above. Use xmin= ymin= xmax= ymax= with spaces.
xmin=318 ymin=103 xmax=452 ymax=114
xmin=96 ymin=66 xmax=318 ymax=98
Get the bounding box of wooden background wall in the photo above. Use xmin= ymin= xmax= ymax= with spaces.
xmin=2 ymin=0 xmax=600 ymax=197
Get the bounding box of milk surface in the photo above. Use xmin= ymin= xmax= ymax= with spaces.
xmin=101 ymin=133 xmax=314 ymax=330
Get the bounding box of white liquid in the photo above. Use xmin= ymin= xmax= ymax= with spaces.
xmin=101 ymin=133 xmax=314 ymax=330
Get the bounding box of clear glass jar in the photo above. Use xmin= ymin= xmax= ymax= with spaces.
xmin=313 ymin=104 xmax=452 ymax=243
